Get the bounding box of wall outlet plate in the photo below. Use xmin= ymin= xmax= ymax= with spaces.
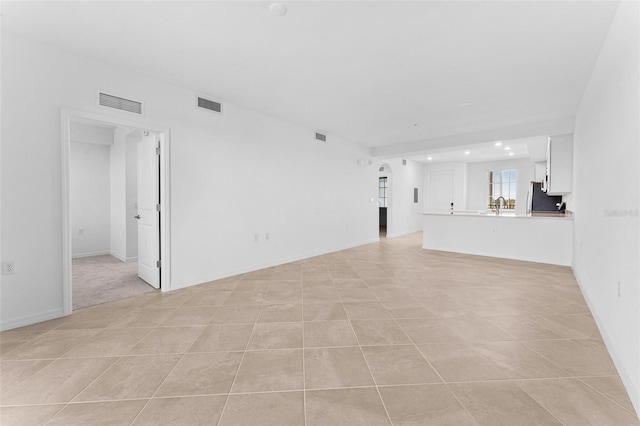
xmin=2 ymin=261 xmax=16 ymax=275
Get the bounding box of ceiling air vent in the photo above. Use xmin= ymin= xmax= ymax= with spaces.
xmin=197 ymin=96 xmax=223 ymax=114
xmin=315 ymin=132 xmax=327 ymax=142
xmin=98 ymin=92 xmax=143 ymax=114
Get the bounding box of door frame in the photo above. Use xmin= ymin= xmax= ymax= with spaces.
xmin=60 ymin=107 xmax=172 ymax=315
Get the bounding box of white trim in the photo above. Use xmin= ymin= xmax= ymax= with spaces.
xmin=72 ymin=251 xmax=111 ymax=259
xmin=61 ymin=108 xmax=172 ymax=317
xmin=0 ymin=308 xmax=65 ymax=332
xmin=110 ymin=252 xmax=127 ymax=263
xmin=572 ymin=266 xmax=640 ymax=417
xmin=170 ymin=237 xmax=380 ymax=291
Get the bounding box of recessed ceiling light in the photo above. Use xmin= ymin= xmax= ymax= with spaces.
xmin=427 ymin=157 xmax=433 ymax=161
xmin=269 ymin=3 xmax=287 ymax=16
xmin=461 ymin=102 xmax=471 ymax=107
xmin=508 ymin=152 xmax=514 ymax=156
xmin=494 ymin=142 xmax=503 ymax=147
xmin=505 ymin=146 xmax=511 ymax=151
xmin=464 ymin=151 xmax=470 ymax=155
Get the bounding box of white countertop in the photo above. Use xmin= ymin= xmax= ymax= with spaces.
xmin=423 ymin=210 xmax=574 ymax=220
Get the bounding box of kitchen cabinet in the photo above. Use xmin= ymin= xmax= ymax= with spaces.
xmin=545 ymin=134 xmax=573 ymax=195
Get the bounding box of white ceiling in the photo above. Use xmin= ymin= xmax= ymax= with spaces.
xmin=3 ymin=1 xmax=619 ymax=151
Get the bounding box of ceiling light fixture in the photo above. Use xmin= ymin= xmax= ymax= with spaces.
xmin=508 ymin=152 xmax=514 ymax=156
xmin=427 ymin=157 xmax=433 ymax=161
xmin=505 ymin=146 xmax=511 ymax=151
xmin=464 ymin=151 xmax=470 ymax=155
xmin=269 ymin=3 xmax=287 ymax=16
xmin=461 ymin=102 xmax=471 ymax=107
xmin=494 ymin=142 xmax=503 ymax=147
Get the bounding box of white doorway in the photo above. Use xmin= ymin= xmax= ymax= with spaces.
xmin=62 ymin=108 xmax=171 ymax=315
xmin=379 ymin=163 xmax=393 ymax=238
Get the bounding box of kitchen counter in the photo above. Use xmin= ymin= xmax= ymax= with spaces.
xmin=424 ymin=210 xmax=574 ymax=219
xmin=422 ymin=211 xmax=574 ymax=265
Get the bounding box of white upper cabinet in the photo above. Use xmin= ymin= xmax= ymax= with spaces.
xmin=546 ymin=134 xmax=573 ymax=195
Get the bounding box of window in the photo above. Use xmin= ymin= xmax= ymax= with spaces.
xmin=379 ymin=177 xmax=388 ymax=207
xmin=488 ymin=169 xmax=516 ymax=209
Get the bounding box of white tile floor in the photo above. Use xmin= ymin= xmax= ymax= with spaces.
xmin=1 ymin=232 xmax=638 ymax=425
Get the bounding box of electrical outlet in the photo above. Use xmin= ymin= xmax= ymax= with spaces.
xmin=78 ymin=228 xmax=84 ymax=235
xmin=2 ymin=261 xmax=15 ymax=275
xmin=265 ymin=233 xmax=270 ymax=241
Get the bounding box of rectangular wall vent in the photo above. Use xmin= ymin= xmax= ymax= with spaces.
xmin=197 ymin=96 xmax=223 ymax=114
xmin=98 ymin=92 xmax=143 ymax=114
xmin=315 ymin=132 xmax=327 ymax=142
xmin=402 ymin=159 xmax=407 ymax=166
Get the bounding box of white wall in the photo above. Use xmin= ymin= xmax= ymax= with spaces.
xmin=0 ymin=32 xmax=378 ymax=329
xmin=109 ymin=127 xmax=127 ymax=261
xmin=70 ymin=141 xmax=111 ymax=257
xmin=573 ymin=1 xmax=640 ymax=415
xmin=467 ymin=158 xmax=534 ymax=215
xmin=423 ymin=162 xmax=467 ymax=212
xmin=380 ymin=159 xmax=424 ymax=238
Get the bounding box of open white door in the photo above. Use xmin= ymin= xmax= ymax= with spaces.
xmin=136 ymin=133 xmax=160 ymax=288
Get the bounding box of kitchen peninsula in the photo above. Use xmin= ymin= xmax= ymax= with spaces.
xmin=423 ymin=211 xmax=574 ymax=266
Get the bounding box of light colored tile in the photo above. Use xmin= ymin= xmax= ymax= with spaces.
xmin=397 ymin=319 xmax=464 ymax=344
xmin=182 ymin=291 xmax=231 ymax=306
xmin=257 ymin=303 xmax=303 ymax=323
xmin=418 ymin=342 xmax=511 ymax=382
xmin=132 ymin=395 xmax=227 ymax=425
xmin=304 ymin=321 xmax=359 ymax=347
xmin=61 ymin=328 xmax=151 ymax=358
xmin=487 ymin=315 xmax=563 ymax=340
xmin=155 ymin=352 xmax=243 ymax=396
xmin=303 ymin=303 xmax=348 ymax=321
xmin=1 ymin=357 xmax=116 ymax=405
xmin=524 ymin=339 xmax=618 ymax=376
xmin=0 ymin=359 xmax=52 ymax=391
xmin=209 ymin=305 xmax=261 ymax=324
xmin=516 ymin=378 xmax=640 ymax=425
xmin=305 ymin=388 xmax=391 ymax=426
xmin=107 ymin=308 xmax=176 ymax=328
xmin=247 ymin=322 xmax=303 ymax=350
xmin=351 ymin=320 xmax=411 ymax=345
xmin=1 ymin=329 xmax=101 ymax=360
xmin=46 ymin=400 xmax=147 ymax=426
xmin=160 ymin=306 xmax=218 ymax=326
xmin=449 ymin=381 xmax=561 ymax=425
xmin=264 ymin=289 xmax=302 ymax=304
xmin=342 ymin=302 xmax=392 ymax=320
xmin=188 ymin=324 xmax=254 ymax=352
xmin=581 ymin=376 xmax=638 ymax=414
xmin=0 ymin=404 xmax=62 ymax=425
xmin=127 ymin=326 xmax=204 ymax=355
xmin=362 ymin=345 xmax=441 ymax=385
xmin=74 ymin=354 xmax=180 ymax=401
xmin=220 ymin=391 xmax=304 ymax=426
xmin=304 ymin=347 xmax=374 ymax=389
xmin=379 ymin=384 xmax=476 ymax=425
xmin=231 ymin=349 xmax=303 ymax=393
xmin=443 ymin=314 xmax=515 ymax=342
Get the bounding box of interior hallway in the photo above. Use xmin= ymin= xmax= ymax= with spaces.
xmin=1 ymin=232 xmax=638 ymax=425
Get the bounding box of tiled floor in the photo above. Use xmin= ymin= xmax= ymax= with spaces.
xmin=1 ymin=232 xmax=638 ymax=425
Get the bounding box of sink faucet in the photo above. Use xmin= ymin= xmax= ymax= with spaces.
xmin=494 ymin=196 xmax=506 ymax=215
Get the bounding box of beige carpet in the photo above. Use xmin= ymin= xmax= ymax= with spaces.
xmin=72 ymin=255 xmax=157 ymax=310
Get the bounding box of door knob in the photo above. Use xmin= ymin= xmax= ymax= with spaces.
xmin=134 ymin=215 xmax=141 ymax=219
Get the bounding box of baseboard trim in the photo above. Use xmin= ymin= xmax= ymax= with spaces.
xmin=572 ymin=266 xmax=640 ymax=417
xmin=72 ymin=250 xmax=110 ymax=259
xmin=0 ymin=307 xmax=66 ymax=331
xmin=170 ymin=237 xmax=381 ymax=291
xmin=110 ymin=252 xmax=127 ymax=262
